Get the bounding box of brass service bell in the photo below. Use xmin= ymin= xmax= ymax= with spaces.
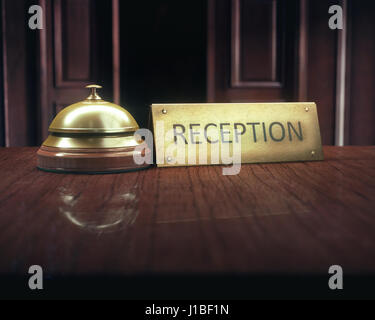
xmin=37 ymin=85 xmax=150 ymax=173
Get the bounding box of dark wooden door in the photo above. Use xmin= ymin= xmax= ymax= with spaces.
xmin=2 ymin=0 xmax=375 ymax=146
xmin=38 ymin=0 xmax=115 ymax=141
xmin=207 ymin=0 xmax=375 ymax=146
xmin=208 ymin=0 xmax=304 ymax=103
xmin=1 ymin=0 xmax=116 ymax=146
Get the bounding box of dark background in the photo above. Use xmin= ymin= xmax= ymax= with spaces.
xmin=1 ymin=0 xmax=374 ymax=146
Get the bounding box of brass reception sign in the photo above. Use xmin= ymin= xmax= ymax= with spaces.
xmin=151 ymin=103 xmax=323 ymax=167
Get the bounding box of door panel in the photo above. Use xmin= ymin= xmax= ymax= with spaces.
xmin=207 ymin=0 xmax=375 ymax=145
xmin=208 ymin=0 xmax=302 ymax=103
xmin=38 ymin=0 xmax=114 ymax=141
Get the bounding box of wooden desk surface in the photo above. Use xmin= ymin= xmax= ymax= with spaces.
xmin=0 ymin=146 xmax=375 ymax=297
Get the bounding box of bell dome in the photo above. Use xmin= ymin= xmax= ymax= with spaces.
xmin=49 ymin=85 xmax=139 ymax=134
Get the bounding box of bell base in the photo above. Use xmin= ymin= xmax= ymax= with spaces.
xmin=37 ymin=145 xmax=151 ymax=174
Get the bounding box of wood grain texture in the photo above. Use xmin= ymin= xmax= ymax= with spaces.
xmin=0 ymin=146 xmax=374 ymax=277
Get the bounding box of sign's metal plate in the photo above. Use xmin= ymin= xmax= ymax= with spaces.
xmin=151 ymin=103 xmax=324 ymax=167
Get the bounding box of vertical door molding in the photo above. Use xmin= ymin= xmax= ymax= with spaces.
xmin=1 ymin=0 xmax=9 ymax=146
xmin=334 ymin=0 xmax=349 ymax=146
xmin=112 ymin=0 xmax=120 ymax=105
xmin=207 ymin=0 xmax=216 ymax=102
xmin=37 ymin=0 xmax=49 ymax=141
xmin=297 ymin=0 xmax=308 ymax=101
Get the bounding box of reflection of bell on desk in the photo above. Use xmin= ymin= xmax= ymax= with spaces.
xmin=37 ymin=85 xmax=150 ymax=173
